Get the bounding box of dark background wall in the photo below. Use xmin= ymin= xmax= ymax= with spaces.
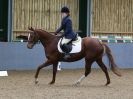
xmin=79 ymin=0 xmax=87 ymax=37
xmin=0 ymin=0 xmax=8 ymax=41
xmin=0 ymin=42 xmax=133 ymax=70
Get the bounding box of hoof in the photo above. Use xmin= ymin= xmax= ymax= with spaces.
xmin=74 ymin=81 xmax=80 ymax=86
xmin=49 ymin=81 xmax=55 ymax=85
xmin=105 ymin=82 xmax=110 ymax=86
xmin=35 ymin=79 xmax=39 ymax=84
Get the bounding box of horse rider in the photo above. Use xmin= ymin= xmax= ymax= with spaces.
xmin=55 ymin=6 xmax=77 ymax=59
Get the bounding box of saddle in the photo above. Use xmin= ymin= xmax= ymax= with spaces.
xmin=57 ymin=36 xmax=82 ymax=54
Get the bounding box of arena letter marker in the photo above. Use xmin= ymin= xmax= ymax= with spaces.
xmin=0 ymin=71 xmax=8 ymax=76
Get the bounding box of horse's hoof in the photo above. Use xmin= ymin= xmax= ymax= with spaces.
xmin=35 ymin=79 xmax=39 ymax=84
xmin=105 ymin=82 xmax=110 ymax=86
xmin=74 ymin=81 xmax=80 ymax=86
xmin=49 ymin=81 xmax=55 ymax=85
xmin=35 ymin=81 xmax=38 ymax=84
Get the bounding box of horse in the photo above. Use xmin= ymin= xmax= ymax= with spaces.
xmin=27 ymin=27 xmax=121 ymax=86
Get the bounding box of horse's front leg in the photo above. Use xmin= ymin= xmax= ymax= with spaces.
xmin=35 ymin=60 xmax=52 ymax=84
xmin=49 ymin=62 xmax=58 ymax=85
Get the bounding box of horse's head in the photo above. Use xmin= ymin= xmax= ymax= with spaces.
xmin=27 ymin=27 xmax=39 ymax=49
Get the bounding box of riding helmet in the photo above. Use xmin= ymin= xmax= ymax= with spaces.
xmin=61 ymin=6 xmax=70 ymax=13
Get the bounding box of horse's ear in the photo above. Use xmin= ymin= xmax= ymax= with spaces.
xmin=28 ymin=27 xmax=34 ymax=31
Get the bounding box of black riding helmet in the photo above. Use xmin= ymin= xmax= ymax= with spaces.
xmin=61 ymin=6 xmax=70 ymax=13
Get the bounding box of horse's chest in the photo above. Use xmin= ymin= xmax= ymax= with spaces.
xmin=45 ymin=49 xmax=55 ymax=59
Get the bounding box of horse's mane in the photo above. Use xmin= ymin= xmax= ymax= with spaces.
xmin=35 ymin=29 xmax=56 ymax=37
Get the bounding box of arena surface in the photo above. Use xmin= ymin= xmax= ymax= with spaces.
xmin=0 ymin=69 xmax=133 ymax=99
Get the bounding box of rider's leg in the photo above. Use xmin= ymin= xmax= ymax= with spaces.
xmin=61 ymin=37 xmax=72 ymax=59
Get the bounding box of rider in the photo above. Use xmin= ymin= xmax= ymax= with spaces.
xmin=55 ymin=6 xmax=77 ymax=59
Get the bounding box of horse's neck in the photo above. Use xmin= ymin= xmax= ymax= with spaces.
xmin=37 ymin=30 xmax=56 ymax=46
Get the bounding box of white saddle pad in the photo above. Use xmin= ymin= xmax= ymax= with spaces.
xmin=58 ymin=37 xmax=82 ymax=53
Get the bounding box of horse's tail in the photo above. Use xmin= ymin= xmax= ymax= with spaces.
xmin=102 ymin=43 xmax=122 ymax=77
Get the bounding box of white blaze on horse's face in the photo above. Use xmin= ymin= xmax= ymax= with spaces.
xmin=27 ymin=33 xmax=34 ymax=49
xmin=28 ymin=33 xmax=31 ymax=41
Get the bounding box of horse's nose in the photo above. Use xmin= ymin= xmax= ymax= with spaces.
xmin=27 ymin=44 xmax=32 ymax=49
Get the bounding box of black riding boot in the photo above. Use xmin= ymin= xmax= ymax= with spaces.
xmin=61 ymin=43 xmax=72 ymax=59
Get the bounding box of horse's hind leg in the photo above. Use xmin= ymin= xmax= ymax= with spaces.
xmin=96 ymin=57 xmax=110 ymax=86
xmin=75 ymin=60 xmax=93 ymax=85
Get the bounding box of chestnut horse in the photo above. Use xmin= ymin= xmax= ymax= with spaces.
xmin=27 ymin=27 xmax=121 ymax=86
